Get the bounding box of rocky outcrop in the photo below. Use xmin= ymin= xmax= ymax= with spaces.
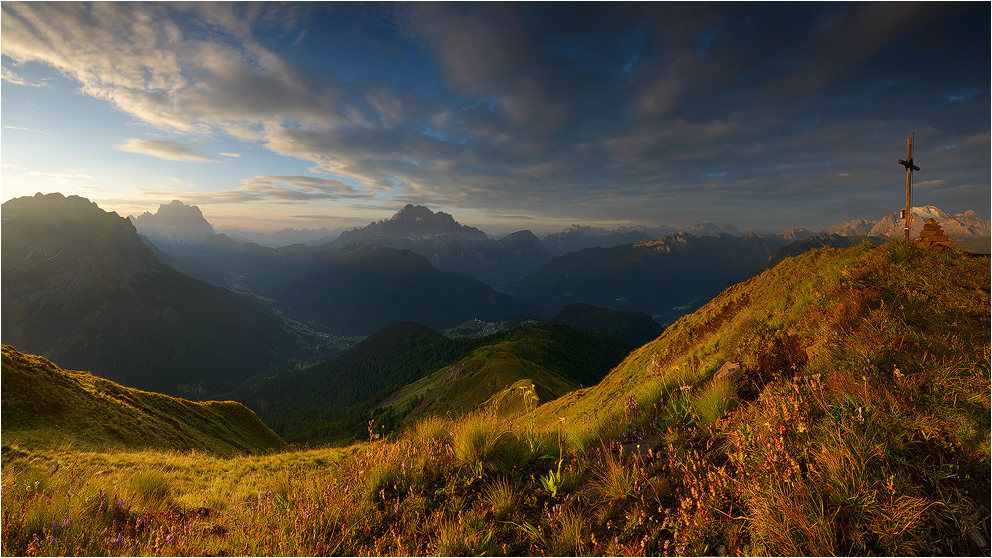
xmin=914 ymin=218 xmax=954 ymax=250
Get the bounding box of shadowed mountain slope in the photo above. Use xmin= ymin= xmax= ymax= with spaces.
xmin=508 ymin=231 xmax=777 ymax=324
xmin=541 ymin=303 xmax=664 ymax=345
xmin=1 ymin=193 xmax=304 ymax=395
xmin=2 ymin=345 xmax=286 ymax=456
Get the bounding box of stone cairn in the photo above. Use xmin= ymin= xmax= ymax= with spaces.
xmin=915 ymin=218 xmax=954 ymax=250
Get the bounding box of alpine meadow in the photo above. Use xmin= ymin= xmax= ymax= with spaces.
xmin=1 ymin=2 xmax=990 ymax=557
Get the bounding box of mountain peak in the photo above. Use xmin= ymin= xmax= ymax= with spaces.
xmin=129 ymin=200 xmax=215 ymax=244
xmin=392 ymin=204 xmax=440 ymax=222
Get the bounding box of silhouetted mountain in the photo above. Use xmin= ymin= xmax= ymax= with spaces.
xmin=1 ymin=193 xmax=304 ymax=395
xmin=508 ymin=231 xmax=777 ymax=325
xmin=323 ymin=205 xmax=552 ymax=286
xmin=128 ymin=200 xmax=216 ymax=246
xmin=541 ymin=303 xmax=664 ymax=345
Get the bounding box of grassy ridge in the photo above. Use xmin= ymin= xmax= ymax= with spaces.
xmin=2 ymin=346 xmax=287 ymax=457
xmin=2 ymin=242 xmax=988 ymax=556
xmin=378 ymin=326 xmax=634 ymax=421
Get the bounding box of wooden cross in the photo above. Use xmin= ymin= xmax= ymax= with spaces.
xmin=898 ymin=136 xmax=920 ymax=242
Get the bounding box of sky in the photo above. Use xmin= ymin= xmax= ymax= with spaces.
xmin=1 ymin=2 xmax=989 ymax=235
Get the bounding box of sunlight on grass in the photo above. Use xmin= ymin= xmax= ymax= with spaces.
xmin=2 ymin=242 xmax=988 ymax=556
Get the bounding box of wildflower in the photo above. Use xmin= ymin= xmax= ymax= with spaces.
xmin=166 ymin=535 xmax=173 ymax=544
xmin=115 ymin=533 xmax=122 ymax=544
xmin=61 ymin=519 xmax=70 ymax=528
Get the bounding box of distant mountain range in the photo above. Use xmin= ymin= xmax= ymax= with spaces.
xmin=1 ymin=193 xmax=305 ymax=395
xmin=540 ymin=222 xmax=744 ymax=256
xmin=866 ymin=206 xmax=989 ymax=239
xmin=322 ymin=204 xmax=552 ymax=287
xmin=129 ymin=201 xmax=537 ymax=335
xmin=215 ymin=225 xmax=352 ymax=248
xmin=508 ymin=231 xmax=784 ymax=324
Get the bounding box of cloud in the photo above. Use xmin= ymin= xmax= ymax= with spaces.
xmin=1 ymin=65 xmax=45 ymax=87
xmin=115 ymin=139 xmax=217 ymax=162
xmin=138 ymin=174 xmax=367 ymax=206
xmin=3 ymin=125 xmax=54 ymax=134
xmin=219 ymin=152 xmax=241 ymax=158
xmin=1 ymin=2 xmax=987 ymax=229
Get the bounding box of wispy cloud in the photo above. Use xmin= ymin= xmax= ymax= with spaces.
xmin=3 ymin=125 xmax=54 ymax=134
xmin=136 ymin=174 xmax=369 ymax=206
xmin=1 ymin=65 xmax=45 ymax=87
xmin=114 ymin=139 xmax=217 ymax=162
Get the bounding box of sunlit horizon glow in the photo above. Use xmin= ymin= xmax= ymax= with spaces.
xmin=2 ymin=2 xmax=989 ymax=236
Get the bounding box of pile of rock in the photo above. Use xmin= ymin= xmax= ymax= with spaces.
xmin=915 ymin=218 xmax=954 ymax=250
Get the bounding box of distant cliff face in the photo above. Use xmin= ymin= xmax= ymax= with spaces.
xmin=129 ymin=200 xmax=216 ymax=245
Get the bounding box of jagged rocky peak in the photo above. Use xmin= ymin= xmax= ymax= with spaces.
xmin=391 ymin=204 xmax=447 ymax=223
xmin=636 ymin=231 xmax=695 ymax=253
xmin=779 ymin=227 xmax=814 ymax=241
xmin=869 ymin=205 xmax=989 ymax=239
xmin=339 ymin=204 xmax=489 ymax=243
xmin=129 ymin=200 xmax=215 ymax=244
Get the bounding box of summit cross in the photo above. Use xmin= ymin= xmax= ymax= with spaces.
xmin=898 ymin=136 xmax=920 ymax=242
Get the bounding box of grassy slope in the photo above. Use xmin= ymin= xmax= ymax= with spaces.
xmin=378 ymin=326 xmax=633 ymax=421
xmin=2 ymin=241 xmax=988 ymax=557
xmin=1 ymin=346 xmax=287 ymax=457
xmin=534 ymin=241 xmax=988 ymax=438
